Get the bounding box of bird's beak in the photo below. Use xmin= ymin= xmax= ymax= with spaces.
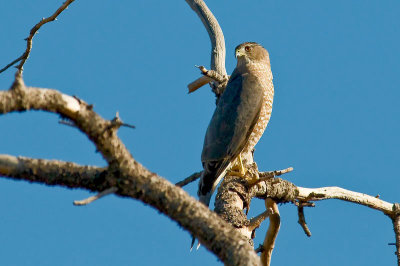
xmin=235 ymin=49 xmax=244 ymax=59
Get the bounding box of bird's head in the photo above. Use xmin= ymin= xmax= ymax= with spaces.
xmin=235 ymin=42 xmax=270 ymax=66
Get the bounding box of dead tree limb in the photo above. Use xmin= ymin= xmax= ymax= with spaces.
xmin=297 ymin=206 xmax=312 ymax=237
xmin=2 ymin=0 xmax=400 ymax=265
xmin=185 ymin=0 xmax=228 ymax=95
xmin=390 ymin=203 xmax=400 ymax=266
xmin=261 ymin=199 xmax=280 ymax=266
xmin=175 ymin=171 xmax=202 ymax=187
xmin=73 ymin=187 xmax=118 ymax=206
xmin=0 ymin=154 xmax=106 ymax=187
xmin=185 ymin=0 xmax=226 ymax=76
xmin=214 ymin=171 xmax=400 ymax=264
xmin=0 ymin=74 xmax=261 ymax=266
xmin=188 ymin=66 xmax=229 ymax=93
xmin=0 ymin=0 xmax=76 ymax=74
xmin=297 ymin=186 xmax=393 ymax=214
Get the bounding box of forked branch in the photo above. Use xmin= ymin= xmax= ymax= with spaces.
xmin=0 ymin=74 xmax=260 ymax=266
xmin=188 ymin=66 xmax=228 ymax=93
xmin=185 ymin=0 xmax=228 ymax=94
xmin=0 ymin=0 xmax=76 ymax=74
xmin=185 ymin=0 xmax=226 ymax=76
xmin=2 ymin=0 xmax=400 ymax=264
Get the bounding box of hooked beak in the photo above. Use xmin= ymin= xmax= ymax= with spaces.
xmin=235 ymin=49 xmax=244 ymax=59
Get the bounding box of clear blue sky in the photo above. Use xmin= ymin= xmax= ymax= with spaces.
xmin=1 ymin=1 xmax=399 ymax=265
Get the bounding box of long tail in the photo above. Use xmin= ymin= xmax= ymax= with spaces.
xmin=190 ymin=163 xmax=230 ymax=251
xmin=198 ymin=161 xmax=231 ymax=206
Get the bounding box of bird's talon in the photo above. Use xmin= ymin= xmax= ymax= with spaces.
xmin=226 ymin=169 xmax=247 ymax=178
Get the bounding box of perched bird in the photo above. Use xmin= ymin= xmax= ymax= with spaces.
xmin=191 ymin=42 xmax=274 ymax=250
xmin=198 ymin=42 xmax=274 ymax=207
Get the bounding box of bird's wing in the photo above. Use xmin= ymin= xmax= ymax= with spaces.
xmin=201 ymin=69 xmax=264 ymax=166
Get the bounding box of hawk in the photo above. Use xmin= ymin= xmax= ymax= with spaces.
xmin=198 ymin=42 xmax=274 ymax=207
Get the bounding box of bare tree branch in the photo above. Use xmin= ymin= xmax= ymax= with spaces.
xmin=185 ymin=0 xmax=228 ymax=94
xmin=391 ymin=203 xmax=400 ymax=265
xmin=197 ymin=65 xmax=227 ymax=83
xmin=175 ymin=171 xmax=202 ymax=187
xmin=261 ymin=199 xmax=280 ymax=266
xmin=185 ymin=0 xmax=226 ymax=76
xmin=297 ymin=206 xmax=312 ymax=237
xmin=0 ymin=0 xmax=76 ymax=74
xmin=188 ymin=66 xmax=229 ymax=93
xmin=297 ymin=186 xmax=393 ymax=215
xmin=188 ymin=76 xmax=214 ymax=93
xmin=248 ymin=210 xmax=270 ymax=232
xmin=0 ymin=74 xmax=261 ymax=266
xmin=0 ymin=154 xmax=106 ymax=189
xmin=73 ymin=187 xmax=118 ymax=206
xmin=213 ymin=169 xmax=399 ymax=264
xmin=250 ymin=167 xmax=294 ymax=187
xmin=2 ymin=0 xmax=399 ymax=264
xmin=0 ymin=56 xmax=25 ymax=75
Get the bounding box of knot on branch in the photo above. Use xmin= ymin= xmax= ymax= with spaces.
xmin=107 ymin=112 xmax=135 ymax=131
xmin=187 ymin=66 xmax=229 ymax=98
xmin=11 ymin=72 xmax=25 ymax=90
xmin=9 ymin=73 xmax=28 ymax=107
xmin=260 ymin=178 xmax=298 ymax=203
xmin=393 ymin=203 xmax=400 ymax=217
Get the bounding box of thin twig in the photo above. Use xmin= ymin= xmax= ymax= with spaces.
xmin=73 ymin=187 xmax=118 ymax=206
xmin=0 ymin=56 xmax=24 ymax=74
xmin=188 ymin=76 xmax=213 ymax=93
xmin=297 ymin=206 xmax=312 ymax=237
xmin=259 ymin=167 xmax=293 ymax=179
xmin=294 ymin=201 xmax=315 ymax=208
xmin=175 ymin=171 xmax=202 ymax=187
xmin=262 ymin=199 xmax=280 ymax=266
xmin=108 ymin=112 xmax=135 ymax=130
xmin=248 ymin=210 xmax=270 ymax=232
xmin=188 ymin=66 xmax=228 ymax=93
xmin=0 ymin=0 xmax=76 ymax=74
xmin=250 ymin=167 xmax=293 ymax=188
xmin=197 ymin=65 xmax=227 ymax=83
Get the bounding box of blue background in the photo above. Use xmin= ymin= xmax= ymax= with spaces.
xmin=1 ymin=1 xmax=399 ymax=265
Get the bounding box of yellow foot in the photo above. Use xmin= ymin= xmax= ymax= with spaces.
xmin=226 ymin=169 xmax=247 ymax=178
xmin=226 ymin=168 xmax=259 ymax=187
xmin=227 ymin=153 xmax=247 ymax=177
xmin=226 ymin=154 xmax=259 ymax=185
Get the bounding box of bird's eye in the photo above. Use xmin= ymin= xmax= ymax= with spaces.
xmin=245 ymin=46 xmax=251 ymax=52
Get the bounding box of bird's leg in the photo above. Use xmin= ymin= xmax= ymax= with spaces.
xmin=237 ymin=154 xmax=246 ymax=176
xmin=227 ymin=154 xmax=247 ymax=177
xmin=227 ymin=155 xmax=260 ymax=187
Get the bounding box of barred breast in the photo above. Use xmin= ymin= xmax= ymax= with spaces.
xmin=242 ymin=63 xmax=274 ymax=158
